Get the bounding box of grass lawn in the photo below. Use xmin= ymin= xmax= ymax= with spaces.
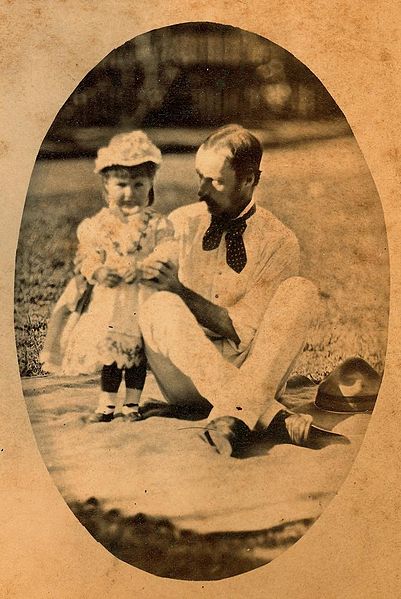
xmin=15 ymin=135 xmax=388 ymax=378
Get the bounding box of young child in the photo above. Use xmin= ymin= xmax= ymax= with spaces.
xmin=40 ymin=131 xmax=175 ymax=422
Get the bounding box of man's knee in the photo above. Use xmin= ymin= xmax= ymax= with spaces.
xmin=139 ymin=291 xmax=192 ymax=342
xmin=277 ymin=276 xmax=318 ymax=308
xmin=140 ymin=291 xmax=178 ymax=327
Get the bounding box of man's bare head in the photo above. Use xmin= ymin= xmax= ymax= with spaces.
xmin=199 ymin=125 xmax=262 ymax=186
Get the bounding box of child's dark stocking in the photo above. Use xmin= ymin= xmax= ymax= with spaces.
xmin=121 ymin=358 xmax=147 ymax=421
xmin=91 ymin=363 xmax=122 ymax=422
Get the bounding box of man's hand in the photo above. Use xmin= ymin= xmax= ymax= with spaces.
xmin=93 ymin=266 xmax=122 ymax=288
xmin=284 ymin=413 xmax=313 ymax=445
xmin=140 ymin=260 xmax=183 ymax=294
xmin=140 ymin=259 xmax=240 ymax=345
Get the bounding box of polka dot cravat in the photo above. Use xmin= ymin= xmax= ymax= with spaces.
xmin=202 ymin=204 xmax=256 ymax=273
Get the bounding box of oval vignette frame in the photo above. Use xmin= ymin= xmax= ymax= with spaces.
xmin=15 ymin=22 xmax=389 ymax=582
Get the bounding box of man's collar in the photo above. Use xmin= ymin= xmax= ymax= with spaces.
xmin=235 ymin=198 xmax=256 ymax=220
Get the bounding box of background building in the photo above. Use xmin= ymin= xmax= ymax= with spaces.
xmin=46 ymin=23 xmax=342 ymax=141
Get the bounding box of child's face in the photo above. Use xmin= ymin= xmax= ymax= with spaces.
xmin=104 ymin=170 xmax=153 ymax=216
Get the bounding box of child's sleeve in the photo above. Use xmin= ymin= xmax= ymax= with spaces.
xmin=76 ymin=218 xmax=106 ymax=283
xmin=155 ymin=214 xmax=174 ymax=245
xmin=149 ymin=215 xmax=179 ymax=265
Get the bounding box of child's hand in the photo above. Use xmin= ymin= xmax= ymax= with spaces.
xmin=122 ymin=267 xmax=137 ymax=284
xmin=93 ymin=266 xmax=122 ymax=287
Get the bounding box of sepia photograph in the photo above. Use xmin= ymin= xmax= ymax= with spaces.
xmin=14 ymin=22 xmax=388 ymax=581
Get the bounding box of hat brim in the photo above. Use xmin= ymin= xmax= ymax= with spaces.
xmin=94 ymin=158 xmax=162 ymax=174
xmin=314 ymin=391 xmax=376 ymax=413
xmin=289 ymin=400 xmax=371 ymax=436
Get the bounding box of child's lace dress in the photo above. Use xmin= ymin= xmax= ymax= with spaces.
xmin=60 ymin=206 xmax=174 ymax=375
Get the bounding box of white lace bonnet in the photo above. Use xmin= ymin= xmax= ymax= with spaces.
xmin=94 ymin=130 xmax=162 ymax=174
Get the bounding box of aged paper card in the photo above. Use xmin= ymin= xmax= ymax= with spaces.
xmin=1 ymin=1 xmax=400 ymax=597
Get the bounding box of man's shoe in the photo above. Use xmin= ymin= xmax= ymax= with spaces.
xmin=200 ymin=416 xmax=252 ymax=457
xmin=255 ymin=410 xmax=294 ymax=443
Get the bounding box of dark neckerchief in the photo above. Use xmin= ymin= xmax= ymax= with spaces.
xmin=202 ymin=204 xmax=256 ymax=273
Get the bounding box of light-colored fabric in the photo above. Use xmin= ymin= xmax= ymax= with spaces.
xmin=77 ymin=206 xmax=173 ymax=283
xmin=138 ymin=201 xmax=309 ymax=429
xmin=25 ymin=375 xmax=369 ymax=535
xmin=56 ymin=207 xmax=174 ymax=375
xmin=95 ymin=392 xmax=116 ymax=414
xmin=53 ymin=275 xmax=88 ymax=313
xmin=209 ymin=277 xmax=319 ymax=428
xmin=94 ymin=130 xmax=162 ymax=173
xmin=40 ymin=276 xmax=88 ymax=371
xmin=169 ymin=202 xmax=300 ymax=358
xmin=140 ymin=277 xmax=318 ymax=429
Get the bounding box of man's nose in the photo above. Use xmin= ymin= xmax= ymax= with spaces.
xmin=198 ymin=177 xmax=209 ymax=197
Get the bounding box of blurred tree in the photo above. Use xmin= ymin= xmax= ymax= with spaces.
xmin=46 ymin=23 xmax=344 ymax=136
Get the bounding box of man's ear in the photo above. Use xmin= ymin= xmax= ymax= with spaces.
xmin=243 ymin=170 xmax=256 ymax=188
xmin=101 ymin=178 xmax=109 ymax=203
xmin=244 ymin=169 xmax=261 ymax=187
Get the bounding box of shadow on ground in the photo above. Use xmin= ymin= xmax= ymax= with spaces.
xmin=71 ymin=496 xmax=314 ymax=580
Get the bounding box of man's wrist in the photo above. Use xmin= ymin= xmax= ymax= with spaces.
xmin=174 ymin=281 xmax=187 ymax=298
xmin=92 ymin=266 xmax=105 ymax=283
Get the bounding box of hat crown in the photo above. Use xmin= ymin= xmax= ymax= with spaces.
xmin=315 ymin=357 xmax=381 ymax=413
xmin=94 ymin=130 xmax=162 ymax=173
